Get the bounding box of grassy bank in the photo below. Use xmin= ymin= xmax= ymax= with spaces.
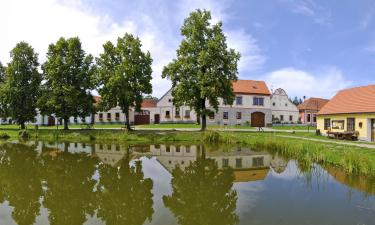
xmin=0 ymin=128 xmax=374 ymax=176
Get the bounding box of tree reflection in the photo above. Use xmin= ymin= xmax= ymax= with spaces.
xmin=0 ymin=143 xmax=43 ymax=225
xmin=96 ymin=150 xmax=154 ymax=225
xmin=41 ymin=150 xmax=98 ymax=225
xmin=163 ymin=149 xmax=239 ymax=225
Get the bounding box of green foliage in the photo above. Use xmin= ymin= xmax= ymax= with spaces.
xmin=1 ymin=42 xmax=41 ymax=129
xmin=0 ymin=132 xmax=10 ymax=139
xmin=96 ymin=33 xmax=153 ymax=131
xmin=40 ymin=37 xmax=96 ymax=130
xmin=0 ymin=61 xmax=5 ymax=83
xmin=203 ymin=130 xmax=220 ymax=143
xmin=162 ymin=9 xmax=240 ymax=130
xmin=163 ymin=156 xmax=238 ymax=225
xmin=18 ymin=130 xmax=30 ymax=139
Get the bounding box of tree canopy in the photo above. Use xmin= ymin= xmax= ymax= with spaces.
xmin=40 ymin=37 xmax=96 ymax=130
xmin=162 ymin=9 xmax=240 ymax=130
xmin=96 ymin=33 xmax=153 ymax=130
xmin=1 ymin=42 xmax=42 ymax=129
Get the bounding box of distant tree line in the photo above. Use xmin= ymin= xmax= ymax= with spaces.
xmin=0 ymin=9 xmax=239 ymax=131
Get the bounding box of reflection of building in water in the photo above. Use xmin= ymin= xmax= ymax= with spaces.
xmin=94 ymin=144 xmax=128 ymax=167
xmin=33 ymin=141 xmax=93 ymax=154
xmin=150 ymin=145 xmax=287 ymax=182
xmin=270 ymin=154 xmax=287 ymax=174
xmin=325 ymin=166 xmax=375 ymax=195
xmin=150 ymin=144 xmax=198 ymax=173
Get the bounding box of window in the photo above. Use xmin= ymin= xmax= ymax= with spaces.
xmin=186 ymin=146 xmax=190 ymax=153
xmin=324 ymin=118 xmax=331 ymax=130
xmin=176 ymin=146 xmax=180 ymax=152
xmin=222 ymin=158 xmax=229 ymax=167
xmin=307 ymin=114 xmax=311 ymax=122
xmin=184 ymin=110 xmax=190 ymax=118
xmin=82 ymin=117 xmax=86 ymax=123
xmin=313 ymin=114 xmax=317 ymax=122
xmin=280 ymin=115 xmax=284 ymax=121
xmin=235 ymin=158 xmax=242 ymax=168
xmin=332 ymin=120 xmax=345 ymax=130
xmin=289 ymin=115 xmax=293 ymax=121
xmin=99 ymin=113 xmax=103 ymax=121
xmin=115 ymin=112 xmax=120 ymax=121
xmin=347 ymin=118 xmax=355 ymax=131
xmin=74 ymin=117 xmax=78 ymax=123
xmin=175 ymin=108 xmax=180 ymax=118
xmin=208 ymin=111 xmax=215 ymax=120
xmin=223 ymin=112 xmax=229 ymax=120
xmin=107 ymin=113 xmax=111 ymax=120
xmin=285 ymin=103 xmax=288 ymax=107
xmin=168 ymin=98 xmax=172 ymax=102
xmin=166 ymin=146 xmax=170 ymax=152
xmin=236 ymin=96 xmax=243 ymax=105
xmin=165 ymin=110 xmax=170 ymax=118
xmin=272 ymin=102 xmax=276 ymax=106
xmin=116 ymin=145 xmax=120 ymax=151
xmin=253 ymin=97 xmax=264 ymax=106
xmin=253 ymin=157 xmax=264 ymax=167
xmin=236 ymin=112 xmax=242 ymax=120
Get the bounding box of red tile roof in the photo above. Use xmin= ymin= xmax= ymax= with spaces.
xmin=297 ymin=98 xmax=329 ymax=111
xmin=232 ymin=80 xmax=271 ymax=95
xmin=141 ymin=99 xmax=157 ymax=108
xmin=318 ymin=85 xmax=375 ymax=115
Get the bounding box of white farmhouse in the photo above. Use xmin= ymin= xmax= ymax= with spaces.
xmin=270 ymin=88 xmax=299 ymax=123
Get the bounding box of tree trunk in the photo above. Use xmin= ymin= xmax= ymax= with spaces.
xmin=200 ymin=98 xmax=206 ymax=131
xmin=124 ymin=110 xmax=132 ymax=131
xmin=20 ymin=122 xmax=25 ymax=130
xmin=63 ymin=117 xmax=69 ymax=130
xmin=196 ymin=114 xmax=200 ymax=125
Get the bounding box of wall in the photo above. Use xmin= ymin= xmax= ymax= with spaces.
xmin=94 ymin=107 xmax=134 ymax=124
xmin=317 ymin=113 xmax=375 ymax=141
xmin=271 ymin=94 xmax=299 ymax=123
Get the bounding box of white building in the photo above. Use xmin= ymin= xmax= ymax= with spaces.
xmin=270 ymin=88 xmax=299 ymax=123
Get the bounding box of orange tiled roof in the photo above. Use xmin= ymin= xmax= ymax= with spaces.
xmin=318 ymin=85 xmax=375 ymax=115
xmin=141 ymin=99 xmax=157 ymax=108
xmin=232 ymin=80 xmax=271 ymax=95
xmin=297 ymin=97 xmax=329 ymax=111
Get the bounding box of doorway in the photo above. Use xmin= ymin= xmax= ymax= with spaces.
xmin=154 ymin=114 xmax=160 ymax=124
xmin=251 ymin=112 xmax=265 ymax=127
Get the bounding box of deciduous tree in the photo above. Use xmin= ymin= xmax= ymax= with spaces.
xmin=162 ymin=9 xmax=240 ymax=130
xmin=41 ymin=37 xmax=96 ymax=130
xmin=96 ymin=33 xmax=153 ymax=131
xmin=2 ymin=42 xmax=41 ymax=129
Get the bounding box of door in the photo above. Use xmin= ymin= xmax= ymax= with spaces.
xmin=372 ymin=119 xmax=375 ymax=142
xmin=134 ymin=115 xmax=150 ymax=125
xmin=154 ymin=114 xmax=160 ymax=124
xmin=48 ymin=116 xmax=55 ymax=126
xmin=251 ymin=112 xmax=265 ymax=127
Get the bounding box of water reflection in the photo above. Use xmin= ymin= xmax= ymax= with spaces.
xmin=96 ymin=150 xmax=154 ymax=225
xmin=0 ymin=141 xmax=373 ymax=225
xmin=163 ymin=147 xmax=239 ymax=225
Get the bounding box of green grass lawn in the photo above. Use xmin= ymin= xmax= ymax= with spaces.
xmin=271 ymin=125 xmax=316 ymax=130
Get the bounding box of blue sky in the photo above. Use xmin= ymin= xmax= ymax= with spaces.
xmin=0 ymin=0 xmax=374 ymax=99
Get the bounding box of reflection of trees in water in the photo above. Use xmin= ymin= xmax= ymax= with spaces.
xmin=96 ymin=150 xmax=154 ymax=225
xmin=0 ymin=143 xmax=43 ymax=225
xmin=41 ymin=151 xmax=98 ymax=225
xmin=163 ymin=150 xmax=239 ymax=225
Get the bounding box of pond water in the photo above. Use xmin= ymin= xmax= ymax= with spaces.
xmin=0 ymin=141 xmax=374 ymax=225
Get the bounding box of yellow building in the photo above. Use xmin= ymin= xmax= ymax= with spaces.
xmin=317 ymin=85 xmax=375 ymax=142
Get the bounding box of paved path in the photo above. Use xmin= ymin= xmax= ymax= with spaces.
xmin=276 ymin=134 xmax=375 ymax=149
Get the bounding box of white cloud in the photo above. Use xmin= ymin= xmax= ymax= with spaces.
xmin=226 ymin=29 xmax=266 ymax=73
xmin=0 ymin=0 xmax=264 ymax=98
xmin=264 ymin=67 xmax=352 ymax=98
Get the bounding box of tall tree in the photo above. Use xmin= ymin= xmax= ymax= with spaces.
xmin=96 ymin=33 xmax=153 ymax=131
xmin=292 ymin=96 xmax=299 ymax=105
xmin=162 ymin=9 xmax=240 ymax=131
xmin=2 ymin=42 xmax=41 ymax=129
xmin=0 ymin=61 xmax=5 ymax=83
xmin=41 ymin=37 xmax=96 ymax=130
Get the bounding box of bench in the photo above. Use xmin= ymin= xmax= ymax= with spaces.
xmin=327 ymin=131 xmax=359 ymax=141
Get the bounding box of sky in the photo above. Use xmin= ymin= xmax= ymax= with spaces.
xmin=0 ymin=0 xmax=374 ymax=99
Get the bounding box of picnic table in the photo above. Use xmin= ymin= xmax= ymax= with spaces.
xmin=327 ymin=131 xmax=359 ymax=141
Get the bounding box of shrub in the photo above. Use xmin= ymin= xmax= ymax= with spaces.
xmin=202 ymin=130 xmax=220 ymax=143
xmin=0 ymin=133 xmax=10 ymax=139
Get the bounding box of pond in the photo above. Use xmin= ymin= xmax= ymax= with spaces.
xmin=0 ymin=141 xmax=374 ymax=225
